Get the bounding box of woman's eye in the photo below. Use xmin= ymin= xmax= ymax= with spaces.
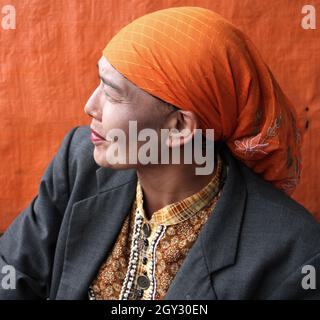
xmin=104 ymin=91 xmax=119 ymax=102
xmin=100 ymin=81 xmax=121 ymax=102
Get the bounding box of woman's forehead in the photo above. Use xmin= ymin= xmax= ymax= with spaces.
xmin=98 ymin=56 xmax=119 ymax=77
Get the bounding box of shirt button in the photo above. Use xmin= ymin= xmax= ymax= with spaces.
xmin=143 ymin=223 xmax=151 ymax=237
xmin=142 ymin=257 xmax=148 ymax=265
xmin=144 ymin=239 xmax=149 ymax=247
xmin=137 ymin=275 xmax=150 ymax=289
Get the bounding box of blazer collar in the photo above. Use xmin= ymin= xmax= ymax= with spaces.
xmin=164 ymin=146 xmax=247 ymax=299
xmin=201 ymin=146 xmax=247 ymax=273
xmin=96 ymin=167 xmax=137 ymax=193
xmin=55 ymin=145 xmax=247 ymax=299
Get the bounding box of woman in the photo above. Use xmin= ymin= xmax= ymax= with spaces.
xmin=1 ymin=7 xmax=320 ymax=300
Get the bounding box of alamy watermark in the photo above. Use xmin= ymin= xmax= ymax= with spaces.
xmin=97 ymin=121 xmax=216 ymax=175
xmin=301 ymin=5 xmax=316 ymax=29
xmin=0 ymin=4 xmax=316 ymax=31
xmin=1 ymin=265 xmax=16 ymax=290
xmin=301 ymin=265 xmax=316 ymax=290
xmin=1 ymin=4 xmax=16 ymax=30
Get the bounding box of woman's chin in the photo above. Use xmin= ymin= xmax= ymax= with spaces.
xmin=93 ymin=146 xmax=134 ymax=170
xmin=93 ymin=145 xmax=110 ymax=167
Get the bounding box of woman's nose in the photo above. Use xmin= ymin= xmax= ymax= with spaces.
xmin=84 ymin=86 xmax=102 ymax=120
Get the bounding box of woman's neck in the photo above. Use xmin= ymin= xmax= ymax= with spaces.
xmin=136 ymin=156 xmax=217 ymax=220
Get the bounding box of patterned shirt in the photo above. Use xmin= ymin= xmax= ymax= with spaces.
xmin=89 ymin=155 xmax=226 ymax=300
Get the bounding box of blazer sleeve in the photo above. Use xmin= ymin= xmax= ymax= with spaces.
xmin=0 ymin=127 xmax=79 ymax=300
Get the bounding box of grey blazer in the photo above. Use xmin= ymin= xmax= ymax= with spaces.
xmin=1 ymin=126 xmax=320 ymax=300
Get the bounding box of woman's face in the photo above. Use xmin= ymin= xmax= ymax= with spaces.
xmin=84 ymin=56 xmax=172 ymax=168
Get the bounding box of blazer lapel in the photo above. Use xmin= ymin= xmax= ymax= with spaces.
xmin=165 ymin=146 xmax=247 ymax=300
xmin=56 ymin=168 xmax=137 ymax=299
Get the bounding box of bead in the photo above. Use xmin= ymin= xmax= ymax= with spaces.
xmin=137 ymin=289 xmax=144 ymax=299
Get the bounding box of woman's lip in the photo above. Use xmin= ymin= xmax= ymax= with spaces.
xmin=91 ymin=129 xmax=106 ymax=141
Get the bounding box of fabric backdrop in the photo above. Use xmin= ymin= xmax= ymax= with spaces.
xmin=0 ymin=0 xmax=319 ymax=232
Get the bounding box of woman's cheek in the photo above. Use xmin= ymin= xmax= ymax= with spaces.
xmin=101 ymin=102 xmax=160 ymax=141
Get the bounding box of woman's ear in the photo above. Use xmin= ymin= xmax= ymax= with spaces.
xmin=165 ymin=110 xmax=199 ymax=148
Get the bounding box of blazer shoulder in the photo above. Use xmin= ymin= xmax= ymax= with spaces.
xmin=67 ymin=125 xmax=94 ymax=162
xmin=212 ymin=160 xmax=320 ymax=299
xmin=65 ymin=125 xmax=98 ymax=170
xmin=239 ymin=162 xmax=320 ymax=258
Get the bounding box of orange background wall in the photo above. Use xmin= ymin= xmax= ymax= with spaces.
xmin=0 ymin=0 xmax=319 ymax=232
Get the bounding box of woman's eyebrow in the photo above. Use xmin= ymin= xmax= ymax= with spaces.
xmin=96 ymin=63 xmax=123 ymax=94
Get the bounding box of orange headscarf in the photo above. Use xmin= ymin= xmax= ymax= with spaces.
xmin=103 ymin=6 xmax=303 ymax=195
